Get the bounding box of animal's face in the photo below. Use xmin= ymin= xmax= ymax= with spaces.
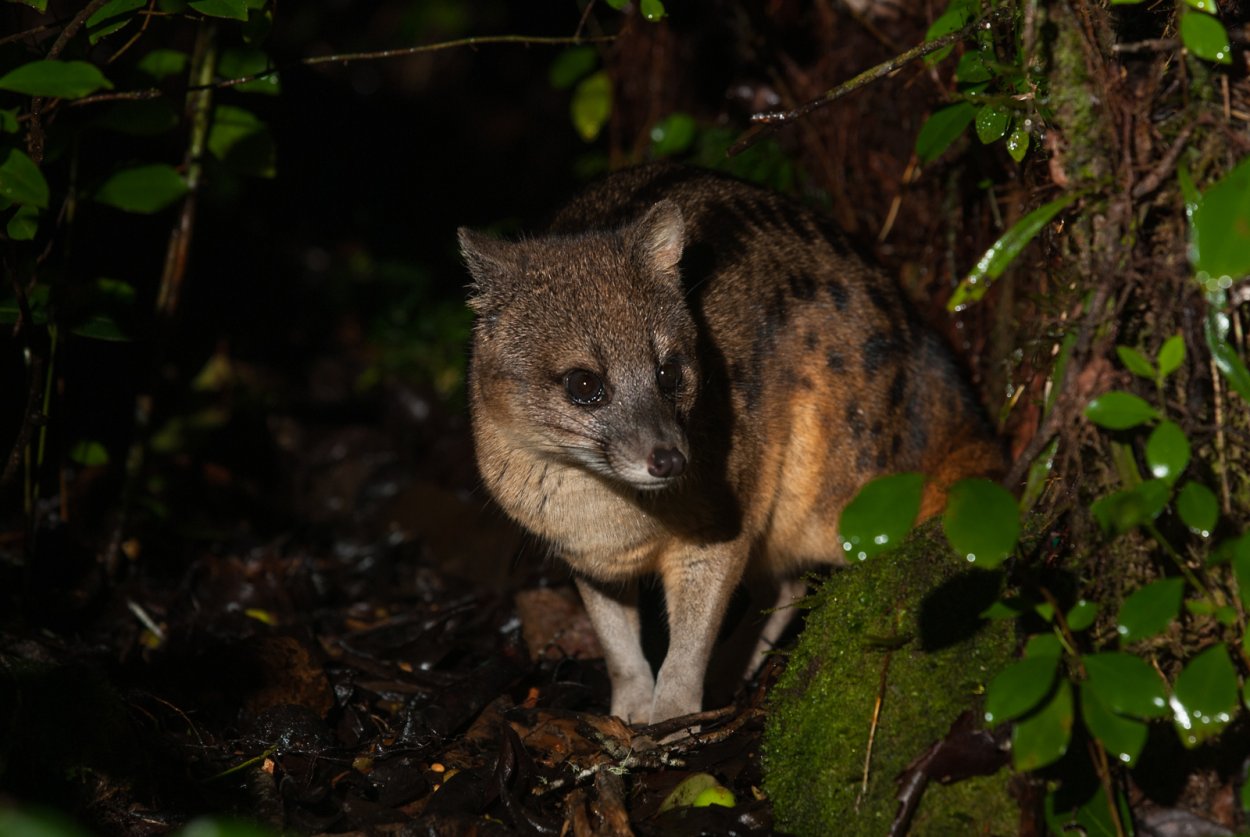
xmin=461 ymin=202 xmax=698 ymax=491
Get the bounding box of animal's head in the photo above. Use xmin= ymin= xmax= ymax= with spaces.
xmin=460 ymin=201 xmax=697 ymax=490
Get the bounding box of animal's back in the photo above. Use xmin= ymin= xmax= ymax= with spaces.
xmin=548 ymin=163 xmax=1001 ymax=573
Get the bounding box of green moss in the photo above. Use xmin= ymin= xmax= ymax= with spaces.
xmin=762 ymin=525 xmax=1017 ymax=836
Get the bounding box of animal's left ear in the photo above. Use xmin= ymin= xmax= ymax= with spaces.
xmin=630 ymin=200 xmax=685 ymax=281
xmin=458 ymin=227 xmax=517 ymax=314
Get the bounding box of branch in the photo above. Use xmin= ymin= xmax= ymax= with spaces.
xmin=729 ymin=6 xmax=1016 ymax=157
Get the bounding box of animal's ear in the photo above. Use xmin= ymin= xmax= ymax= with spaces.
xmin=630 ymin=200 xmax=685 ymax=281
xmin=458 ymin=227 xmax=516 ymax=313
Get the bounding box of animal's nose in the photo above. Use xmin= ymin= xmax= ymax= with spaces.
xmin=647 ymin=446 xmax=687 ymax=478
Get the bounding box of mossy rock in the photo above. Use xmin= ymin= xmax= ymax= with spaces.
xmin=762 ymin=525 xmax=1017 ymax=835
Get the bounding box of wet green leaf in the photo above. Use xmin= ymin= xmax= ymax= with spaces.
xmin=942 ymin=478 xmax=1018 ymax=567
xmin=137 ymin=49 xmax=189 ymax=80
xmin=1172 ymin=645 xmax=1238 ymax=747
xmin=1026 ymin=633 xmax=1064 ymax=659
xmin=189 ymin=0 xmax=248 ymax=20
xmin=1066 ymin=600 xmax=1098 ymax=632
xmin=1158 ymin=334 xmax=1185 ymax=377
xmin=1081 ymin=685 xmax=1147 ymax=766
xmin=1082 ymin=652 xmax=1168 ymax=719
xmin=1117 ymin=578 xmax=1184 ymax=641
xmin=95 ymin=164 xmax=188 ymax=214
xmin=1184 ymin=0 xmax=1216 ymax=8
xmin=1045 ymin=785 xmax=1132 ymax=837
xmin=69 ymin=439 xmax=110 ymax=466
xmin=1116 ymin=345 xmax=1155 ymax=378
xmin=0 ymin=147 xmax=49 ymax=208
xmin=1206 ymin=307 xmax=1250 ymax=403
xmin=1146 ymin=420 xmax=1190 ymax=482
xmin=985 ymin=654 xmax=1059 ymax=724
xmin=974 ymin=104 xmax=1009 ymax=143
xmin=549 ymin=46 xmax=598 ymax=89
xmin=7 ymin=204 xmax=39 ymax=240
xmin=639 ymin=0 xmax=666 ymax=21
xmin=1084 ymin=390 xmax=1159 ymax=429
xmin=1176 ymin=481 xmax=1218 ymax=536
xmin=838 ymin=472 xmax=923 ymax=561
xmin=925 ymin=0 xmax=976 ymax=64
xmin=571 ymin=71 xmax=611 ymax=142
xmin=1012 ymin=679 xmax=1073 ymax=771
xmin=1179 ymin=11 xmax=1232 ymax=65
xmin=208 ymin=105 xmax=275 ymax=177
xmin=1229 ymin=534 xmax=1250 ymax=607
xmin=1005 ymin=127 xmax=1029 ymax=162
xmin=650 ymin=113 xmax=696 ymax=157
xmin=658 ymin=773 xmax=735 ymax=812
xmin=1091 ymin=480 xmax=1169 ymax=535
xmin=1192 ymin=157 xmax=1250 ymax=280
xmin=948 ymin=193 xmax=1076 ymax=310
xmin=0 ymin=60 xmax=113 ymax=99
xmin=915 ymin=102 xmax=976 ymax=165
xmin=217 ymin=47 xmax=280 ymax=95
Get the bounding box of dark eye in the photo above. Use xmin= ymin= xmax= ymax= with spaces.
xmin=656 ymin=360 xmax=682 ymax=396
xmin=564 ymin=369 xmax=606 ymax=405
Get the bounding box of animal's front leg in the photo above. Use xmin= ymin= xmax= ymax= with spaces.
xmin=575 ymin=576 xmax=654 ymax=723
xmin=651 ymin=544 xmax=748 ymax=723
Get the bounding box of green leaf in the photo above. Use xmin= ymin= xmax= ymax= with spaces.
xmin=1025 ymin=633 xmax=1064 ymax=659
xmin=95 ymin=99 xmax=179 ymax=136
xmin=1146 ymin=420 xmax=1190 ymax=482
xmin=86 ymin=0 xmax=145 ymax=26
xmin=651 ymin=113 xmax=696 ymax=157
xmin=1179 ymin=11 xmax=1232 ymax=65
xmin=0 ymin=147 xmax=49 ymax=208
xmin=137 ymin=49 xmax=189 ymax=80
xmin=639 ymin=0 xmax=666 ymax=22
xmin=1229 ymin=535 xmax=1250 ymax=607
xmin=217 ymin=47 xmax=280 ymax=95
xmin=208 ymin=105 xmax=275 ymax=177
xmin=658 ymin=773 xmax=734 ymax=812
xmin=571 ymin=71 xmax=611 ymax=143
xmin=1192 ymin=157 xmax=1250 ymax=280
xmin=1082 ymin=652 xmax=1168 ymax=719
xmin=984 ymin=654 xmax=1059 ymax=724
xmin=1172 ymin=645 xmax=1239 ymax=747
xmin=1084 ymin=390 xmax=1159 ymax=429
xmin=942 ymin=478 xmax=1019 ymax=567
xmin=838 ymin=473 xmax=923 ymax=561
xmin=189 ymin=0 xmax=248 ymax=20
xmin=1080 ymin=685 xmax=1147 ymax=766
xmin=1012 ymin=679 xmax=1074 ymax=771
xmin=1116 ymin=345 xmax=1155 ymax=379
xmin=94 ymin=164 xmax=188 ymax=214
xmin=1066 ymin=600 xmax=1098 ymax=632
xmin=955 ymin=51 xmax=992 ymax=84
xmin=549 ymin=46 xmax=598 ymax=89
xmin=948 ymin=193 xmax=1076 ymax=310
xmin=1206 ymin=306 xmax=1250 ymax=403
xmin=1158 ymin=334 xmax=1186 ymax=378
xmin=68 ymin=439 xmax=110 ymax=466
xmin=925 ymin=0 xmax=977 ymax=64
xmin=974 ymin=104 xmax=1010 ymax=144
xmin=915 ymin=102 xmax=976 ymax=165
xmin=1176 ymin=481 xmax=1218 ymax=536
xmin=0 ymin=60 xmax=113 ymax=99
xmin=1005 ymin=127 xmax=1029 ymax=162
xmin=10 ymin=0 xmax=49 ymax=11
xmin=1117 ymin=578 xmax=1184 ymax=642
xmin=7 ymin=204 xmax=39 ymax=240
xmin=0 ymin=108 xmax=17 ymax=133
xmin=1091 ymin=480 xmax=1169 ymax=535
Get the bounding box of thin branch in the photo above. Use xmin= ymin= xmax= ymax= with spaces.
xmin=27 ymin=0 xmax=112 ymax=164
xmin=0 ymin=21 xmax=57 ymax=46
xmin=730 ymin=6 xmax=1015 ymax=157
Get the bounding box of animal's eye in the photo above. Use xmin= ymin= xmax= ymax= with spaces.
xmin=656 ymin=360 xmax=682 ymax=395
xmin=564 ymin=369 xmax=606 ymax=406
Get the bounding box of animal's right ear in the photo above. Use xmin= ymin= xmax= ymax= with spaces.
xmin=458 ymin=227 xmax=515 ymax=314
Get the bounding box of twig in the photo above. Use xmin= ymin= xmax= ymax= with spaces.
xmin=27 ymin=0 xmax=112 ymax=163
xmin=855 ymin=650 xmax=893 ymax=813
xmin=730 ymin=6 xmax=1016 ymax=157
xmin=0 ymin=21 xmax=57 ymax=46
xmin=1131 ymin=125 xmax=1193 ymax=199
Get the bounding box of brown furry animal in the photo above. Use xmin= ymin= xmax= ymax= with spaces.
xmin=460 ymin=164 xmax=1002 ymax=724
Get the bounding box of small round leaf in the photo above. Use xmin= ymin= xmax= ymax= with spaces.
xmin=1085 ymin=391 xmax=1159 ymax=429
xmin=1115 ymin=345 xmax=1155 ymax=379
xmin=1081 ymin=685 xmax=1148 ymax=766
xmin=942 ymin=478 xmax=1019 ymax=567
xmin=1176 ymin=481 xmax=1218 ymax=536
xmin=1179 ymin=11 xmax=1232 ymax=65
xmin=1172 ymin=645 xmax=1238 ymax=747
xmin=1157 ymin=334 xmax=1185 ymax=378
xmin=94 ymin=164 xmax=188 ymax=214
xmin=1012 ymin=679 xmax=1074 ymax=771
xmin=985 ymin=654 xmax=1060 ymax=724
xmin=1082 ymin=652 xmax=1168 ymax=719
xmin=1146 ymin=420 xmax=1190 ymax=482
xmin=1117 ymin=578 xmax=1184 ymax=641
xmin=838 ymin=473 xmax=923 ymax=561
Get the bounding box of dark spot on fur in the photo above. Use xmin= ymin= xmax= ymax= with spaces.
xmin=870 ymin=420 xmax=883 ymax=438
xmin=863 ymin=331 xmax=904 ymax=374
xmin=866 ymin=286 xmax=892 ymax=314
xmin=888 ymin=369 xmax=907 ymax=408
xmin=826 ymin=349 xmax=846 ymax=372
xmin=856 ymin=448 xmax=874 ymax=470
xmin=845 ymin=402 xmax=866 ymax=435
xmin=815 ymin=221 xmax=850 ymax=255
xmin=798 ymin=376 xmax=814 ymax=390
xmin=788 ymin=270 xmax=818 ymax=301
xmin=876 ymin=450 xmax=888 ymax=469
xmin=805 ymin=330 xmax=819 ymax=350
xmin=826 ymin=280 xmax=849 ymax=310
xmin=892 ymin=433 xmax=903 ymax=455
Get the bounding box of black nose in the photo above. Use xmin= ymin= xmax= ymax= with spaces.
xmin=647 ymin=447 xmax=687 ymax=478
